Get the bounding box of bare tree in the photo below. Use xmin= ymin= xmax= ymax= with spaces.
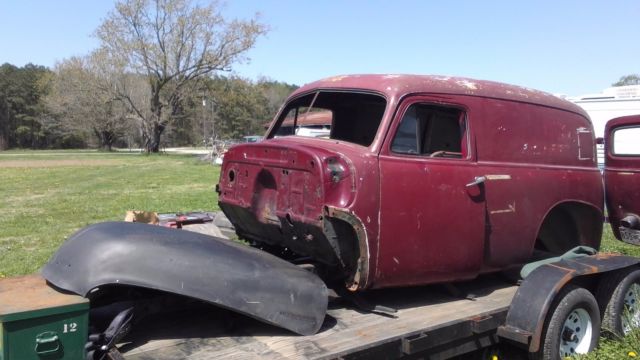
xmin=46 ymin=56 xmax=132 ymax=151
xmin=95 ymin=0 xmax=267 ymax=152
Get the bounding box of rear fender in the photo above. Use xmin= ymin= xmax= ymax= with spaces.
xmin=42 ymin=222 xmax=328 ymax=335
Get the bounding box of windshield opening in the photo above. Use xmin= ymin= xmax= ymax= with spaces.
xmin=269 ymin=91 xmax=386 ymax=147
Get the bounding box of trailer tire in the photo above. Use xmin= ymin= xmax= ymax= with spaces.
xmin=596 ymin=268 xmax=640 ymax=337
xmin=530 ymin=285 xmax=600 ymax=360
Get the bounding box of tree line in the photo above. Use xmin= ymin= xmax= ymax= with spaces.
xmin=2 ymin=59 xmax=636 ymax=152
xmin=0 ymin=62 xmax=295 ymax=151
xmin=0 ymin=0 xmax=298 ymax=152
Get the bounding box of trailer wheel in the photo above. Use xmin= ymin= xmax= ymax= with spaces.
xmin=596 ymin=268 xmax=640 ymax=337
xmin=530 ymin=285 xmax=600 ymax=360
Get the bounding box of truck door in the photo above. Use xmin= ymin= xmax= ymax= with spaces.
xmin=377 ymin=97 xmax=485 ymax=288
xmin=605 ymin=115 xmax=640 ymax=244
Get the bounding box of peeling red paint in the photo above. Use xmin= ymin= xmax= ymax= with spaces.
xmin=218 ymin=75 xmax=607 ymax=291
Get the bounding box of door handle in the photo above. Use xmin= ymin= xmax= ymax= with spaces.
xmin=466 ymin=176 xmax=487 ymax=187
xmin=466 ymin=174 xmax=512 ymax=188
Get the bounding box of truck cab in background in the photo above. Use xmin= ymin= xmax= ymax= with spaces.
xmin=605 ymin=115 xmax=640 ymax=244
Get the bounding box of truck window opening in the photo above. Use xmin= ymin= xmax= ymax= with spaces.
xmin=613 ymin=126 xmax=640 ymax=155
xmin=271 ymin=91 xmax=386 ymax=147
xmin=391 ymin=104 xmax=465 ymax=158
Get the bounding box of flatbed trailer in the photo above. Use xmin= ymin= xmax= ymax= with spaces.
xmin=120 ymin=276 xmax=517 ymax=360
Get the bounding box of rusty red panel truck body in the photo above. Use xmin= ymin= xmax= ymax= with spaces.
xmin=218 ymin=74 xmax=617 ymax=291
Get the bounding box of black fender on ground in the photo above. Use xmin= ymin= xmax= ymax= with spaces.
xmin=41 ymin=221 xmax=328 ymax=335
xmin=497 ymin=254 xmax=640 ymax=352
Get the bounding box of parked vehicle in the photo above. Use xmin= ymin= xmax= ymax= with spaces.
xmin=242 ymin=135 xmax=263 ymax=143
xmin=604 ymin=115 xmax=640 ymax=244
xmin=273 ymin=110 xmax=332 ymax=138
xmin=218 ymin=74 xmax=611 ymax=291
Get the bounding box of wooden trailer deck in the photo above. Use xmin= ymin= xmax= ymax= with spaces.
xmin=121 ymin=276 xmax=518 ymax=360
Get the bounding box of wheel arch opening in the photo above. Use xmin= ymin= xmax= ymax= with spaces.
xmin=534 ymin=201 xmax=603 ymax=256
xmin=323 ymin=206 xmax=370 ymax=290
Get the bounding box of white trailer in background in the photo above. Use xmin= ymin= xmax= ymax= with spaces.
xmin=565 ymin=85 xmax=640 ymax=167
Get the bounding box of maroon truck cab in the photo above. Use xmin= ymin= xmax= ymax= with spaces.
xmin=217 ymin=75 xmax=611 ymax=291
xmin=605 ymin=115 xmax=640 ymax=244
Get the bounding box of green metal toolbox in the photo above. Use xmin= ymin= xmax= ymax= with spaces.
xmin=0 ymin=274 xmax=88 ymax=360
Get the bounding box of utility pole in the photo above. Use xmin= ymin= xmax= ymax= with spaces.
xmin=202 ymin=91 xmax=207 ymax=148
xmin=210 ymin=99 xmax=216 ymax=142
xmin=201 ymin=91 xmax=217 ymax=155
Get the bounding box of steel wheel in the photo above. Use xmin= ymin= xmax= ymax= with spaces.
xmin=597 ymin=268 xmax=640 ymax=336
xmin=559 ymin=308 xmax=593 ymax=356
xmin=530 ymin=285 xmax=600 ymax=360
xmin=622 ymin=283 xmax=640 ymax=333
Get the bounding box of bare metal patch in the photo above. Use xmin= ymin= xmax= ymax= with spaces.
xmin=490 ymin=202 xmax=517 ymax=215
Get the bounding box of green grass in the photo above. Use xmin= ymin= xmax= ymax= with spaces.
xmin=575 ymin=330 xmax=640 ymax=360
xmin=0 ymin=150 xmax=219 ymax=277
xmin=601 ymin=227 xmax=640 ymax=257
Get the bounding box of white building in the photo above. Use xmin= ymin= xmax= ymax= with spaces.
xmin=565 ymin=85 xmax=640 ymax=165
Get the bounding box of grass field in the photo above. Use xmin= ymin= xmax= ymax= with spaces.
xmin=0 ymin=150 xmax=219 ymax=277
xmin=1 ymin=150 xmax=639 ymax=358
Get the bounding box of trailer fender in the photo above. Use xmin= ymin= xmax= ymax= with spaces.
xmin=42 ymin=222 xmax=328 ymax=335
xmin=497 ymin=254 xmax=640 ymax=352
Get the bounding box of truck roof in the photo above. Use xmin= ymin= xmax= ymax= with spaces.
xmin=292 ymin=74 xmax=589 ymax=118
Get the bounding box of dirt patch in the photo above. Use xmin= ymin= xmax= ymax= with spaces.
xmin=0 ymin=159 xmax=123 ymax=168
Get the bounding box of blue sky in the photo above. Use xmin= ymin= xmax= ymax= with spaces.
xmin=1 ymin=0 xmax=638 ymax=96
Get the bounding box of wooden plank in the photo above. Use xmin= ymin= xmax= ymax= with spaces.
xmin=122 ymin=277 xmax=517 ymax=359
xmin=0 ymin=274 xmax=88 ymax=319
